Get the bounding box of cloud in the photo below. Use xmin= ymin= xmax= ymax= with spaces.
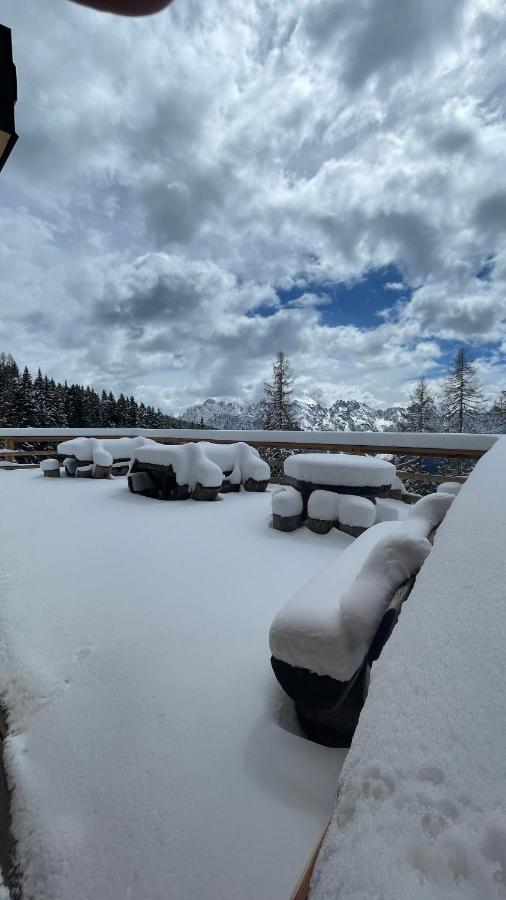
xmin=0 ymin=0 xmax=505 ymax=411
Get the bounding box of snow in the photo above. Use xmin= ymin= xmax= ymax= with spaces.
xmin=132 ymin=441 xmax=224 ymax=489
xmin=272 ymin=486 xmax=303 ymax=517
xmin=391 ymin=474 xmax=407 ymax=494
xmin=406 ymin=491 xmax=455 ymax=536
xmin=269 ymin=521 xmax=430 ymax=682
xmin=39 ymin=459 xmax=59 ymax=472
xmin=437 ymin=481 xmax=462 ymax=496
xmin=308 ymin=491 xmax=341 ymax=522
xmin=0 ymin=473 xmax=349 ymax=900
xmin=285 ymin=453 xmax=395 ymax=488
xmin=57 ymin=435 xmax=149 ymax=461
xmin=92 ymin=447 xmax=113 ymax=467
xmin=2 ymin=428 xmax=498 ymax=454
xmin=337 ymin=494 xmax=376 ymax=528
xmin=199 ymin=441 xmax=270 ymax=483
xmin=375 ymin=498 xmax=410 ymax=523
xmin=310 ymin=436 xmax=506 ymax=900
xmin=133 ymin=440 xmax=269 ymax=488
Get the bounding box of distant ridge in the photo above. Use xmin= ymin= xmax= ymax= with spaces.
xmin=180 ymin=397 xmax=407 ymax=432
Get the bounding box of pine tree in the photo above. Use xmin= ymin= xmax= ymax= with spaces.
xmin=33 ymin=368 xmax=46 ymax=425
xmin=395 ymin=378 xmax=439 ymax=495
xmin=440 ymin=347 xmax=484 ymax=433
xmin=491 ymin=390 xmax=506 ymax=433
xmin=263 ymin=352 xmax=298 ymax=430
xmin=16 ymin=366 xmax=36 ymax=427
xmin=401 ymin=378 xmax=438 ymax=432
xmin=0 ymin=353 xmax=20 ymax=426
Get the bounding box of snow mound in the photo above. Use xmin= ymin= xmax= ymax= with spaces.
xmin=40 ymin=459 xmax=60 ymax=472
xmin=437 ymin=481 xmax=462 ymax=496
xmin=270 ymin=521 xmax=430 ymax=682
xmin=307 ymin=491 xmax=340 ymax=522
xmin=200 ymin=441 xmax=270 ymax=484
xmin=391 ymin=474 xmax=407 ymax=493
xmin=284 ymin=453 xmax=395 ymax=488
xmin=57 ymin=436 xmax=151 ymax=462
xmin=375 ymin=498 xmax=410 ymax=523
xmin=337 ymin=495 xmax=376 ymax=528
xmin=272 ymin=486 xmax=303 ymax=517
xmin=406 ymin=491 xmax=454 ymax=535
xmin=92 ymin=447 xmax=113 ymax=467
xmin=310 ymin=437 xmax=506 ymax=900
xmin=133 ymin=440 xmax=269 ymax=487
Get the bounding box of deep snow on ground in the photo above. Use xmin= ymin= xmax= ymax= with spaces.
xmin=310 ymin=437 xmax=506 ymax=900
xmin=0 ymin=471 xmax=350 ymax=900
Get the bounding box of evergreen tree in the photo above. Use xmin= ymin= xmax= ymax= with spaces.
xmin=440 ymin=347 xmax=484 ymax=433
xmin=33 ymin=368 xmax=46 ymax=424
xmin=491 ymin=390 xmax=506 ymax=433
xmin=16 ymin=366 xmax=36 ymax=427
xmin=263 ymin=351 xmax=298 ymax=430
xmin=401 ymin=378 xmax=438 ymax=432
xmin=394 ymin=378 xmax=439 ymax=495
xmin=0 ymin=353 xmax=20 ymax=426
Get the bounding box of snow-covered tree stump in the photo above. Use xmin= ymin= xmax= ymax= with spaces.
xmin=306 ymin=491 xmax=340 ymax=534
xmin=271 ymin=486 xmax=303 ymax=532
xmin=63 ymin=457 xmax=78 ymax=477
xmin=243 ymin=477 xmax=269 ymax=492
xmin=76 ymin=465 xmax=93 ymax=478
xmin=40 ymin=459 xmax=61 ymax=478
xmin=192 ymin=483 xmax=220 ymax=501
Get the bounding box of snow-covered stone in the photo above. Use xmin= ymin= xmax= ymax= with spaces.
xmin=270 ymin=521 xmax=431 ymax=682
xmin=437 ymin=481 xmax=462 ymax=496
xmin=285 ymin=453 xmax=395 ymax=488
xmin=40 ymin=459 xmax=60 ymax=472
xmin=310 ymin=436 xmax=506 ymax=900
xmin=307 ymin=490 xmax=341 ymax=523
xmin=337 ymin=495 xmax=376 ymax=529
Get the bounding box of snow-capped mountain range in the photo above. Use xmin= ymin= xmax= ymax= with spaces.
xmin=180 ymin=397 xmax=407 ymax=432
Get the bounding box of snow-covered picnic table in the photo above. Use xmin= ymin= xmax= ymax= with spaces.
xmin=0 ymin=472 xmax=349 ymax=900
xmin=284 ymin=452 xmax=396 ymax=513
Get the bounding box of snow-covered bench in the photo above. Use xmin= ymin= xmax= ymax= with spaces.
xmin=269 ymin=493 xmax=454 ymax=746
xmin=128 ymin=440 xmax=270 ymax=501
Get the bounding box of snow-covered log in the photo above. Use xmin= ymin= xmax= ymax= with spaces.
xmin=272 ymin=486 xmax=304 ymax=532
xmin=92 ymin=447 xmax=113 ymax=480
xmin=336 ymin=495 xmax=376 ymax=537
xmin=40 ymin=459 xmax=60 ymax=478
xmin=306 ymin=491 xmax=341 ymax=534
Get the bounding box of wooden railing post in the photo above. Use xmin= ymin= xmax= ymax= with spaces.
xmin=3 ymin=438 xmax=15 ymax=463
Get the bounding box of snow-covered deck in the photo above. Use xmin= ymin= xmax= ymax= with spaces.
xmin=0 ymin=472 xmax=351 ymax=900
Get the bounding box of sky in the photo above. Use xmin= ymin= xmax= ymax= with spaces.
xmin=1 ymin=0 xmax=506 ymax=414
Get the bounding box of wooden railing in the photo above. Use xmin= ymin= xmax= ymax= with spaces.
xmin=0 ymin=428 xmax=498 ymax=483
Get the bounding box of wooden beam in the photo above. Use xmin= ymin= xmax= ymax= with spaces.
xmin=0 ymin=450 xmax=57 ymax=458
xmin=290 ymin=819 xmax=330 ymax=900
xmin=396 ymin=471 xmax=467 ymax=484
xmin=1 ymin=434 xmax=486 ymax=460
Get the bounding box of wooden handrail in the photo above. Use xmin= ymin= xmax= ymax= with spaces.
xmin=0 ymin=431 xmax=492 ymax=460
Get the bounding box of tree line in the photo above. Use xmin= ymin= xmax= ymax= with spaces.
xmin=0 ymin=353 xmax=188 ymax=429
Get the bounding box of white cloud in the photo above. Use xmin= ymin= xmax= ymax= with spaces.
xmin=0 ymin=0 xmax=505 ymax=410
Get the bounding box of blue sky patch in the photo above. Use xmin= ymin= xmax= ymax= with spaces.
xmin=273 ymin=264 xmax=411 ymax=328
